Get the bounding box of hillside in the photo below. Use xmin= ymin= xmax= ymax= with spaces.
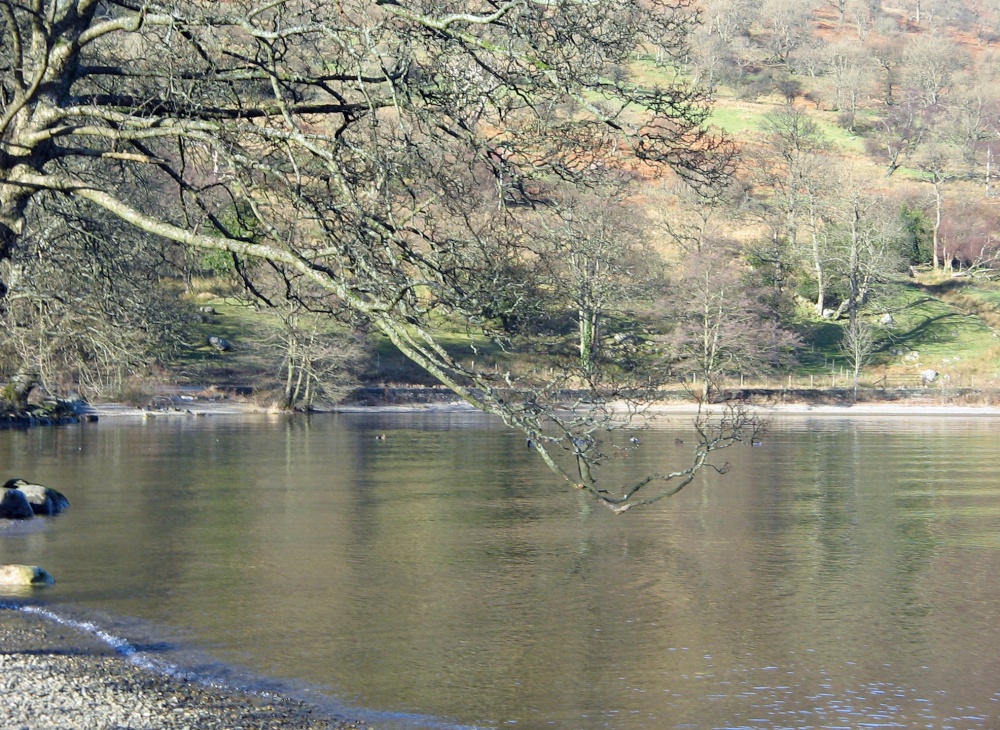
xmin=157 ymin=269 xmax=1000 ymax=410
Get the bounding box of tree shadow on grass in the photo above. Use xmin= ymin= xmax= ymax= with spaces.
xmin=883 ymin=312 xmax=966 ymax=352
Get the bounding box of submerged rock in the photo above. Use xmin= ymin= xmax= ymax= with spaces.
xmin=0 ymin=564 xmax=54 ymax=586
xmin=3 ymin=478 xmax=70 ymax=515
xmin=0 ymin=488 xmax=34 ymax=519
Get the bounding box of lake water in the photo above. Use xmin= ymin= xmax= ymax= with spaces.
xmin=2 ymin=411 xmax=1000 ymax=729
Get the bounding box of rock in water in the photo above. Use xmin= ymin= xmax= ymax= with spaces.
xmin=0 ymin=489 xmax=34 ymax=519
xmin=3 ymin=478 xmax=70 ymax=515
xmin=0 ymin=564 xmax=55 ymax=585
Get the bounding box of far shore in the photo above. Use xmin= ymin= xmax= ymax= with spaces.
xmin=80 ymin=396 xmax=1000 ymax=419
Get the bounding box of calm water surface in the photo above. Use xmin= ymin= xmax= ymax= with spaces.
xmin=1 ymin=412 xmax=1000 ymax=729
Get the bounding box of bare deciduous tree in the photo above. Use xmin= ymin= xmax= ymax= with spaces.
xmin=0 ymin=0 xmax=756 ymax=511
xmin=534 ymin=186 xmax=657 ymax=376
xmin=901 ymin=33 xmax=964 ymax=107
xmin=749 ymin=106 xmax=833 ymax=315
xmin=915 ymin=144 xmax=962 ymax=271
xmin=825 ymin=41 xmax=873 ymax=125
xmin=824 ymin=187 xmax=908 ymax=322
xmin=0 ymin=194 xmax=187 ymax=405
xmin=663 ymin=245 xmax=799 ymax=393
xmin=865 ymin=92 xmax=935 ymax=177
xmin=865 ymin=31 xmax=906 ymax=105
xmin=839 ymin=316 xmax=877 ymax=398
xmin=757 ymin=0 xmax=814 ymax=64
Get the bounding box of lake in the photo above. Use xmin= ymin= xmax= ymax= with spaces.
xmin=1 ymin=411 xmax=999 ymax=729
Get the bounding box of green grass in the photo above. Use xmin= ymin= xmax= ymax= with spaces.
xmin=163 ymin=270 xmax=1000 ymax=397
xmin=707 ymin=98 xmax=866 ymax=153
xmin=367 ymin=329 xmax=509 ymax=386
xmin=170 ymin=298 xmax=280 ymax=387
xmin=966 ymin=283 xmax=1000 ymax=309
xmin=707 ymin=104 xmax=769 ymax=138
xmin=789 ymin=281 xmax=999 ymax=383
xmin=880 ymin=285 xmax=997 ymax=364
xmin=170 ymin=292 xmax=516 ymax=389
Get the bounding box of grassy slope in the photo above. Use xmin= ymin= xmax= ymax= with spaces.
xmin=167 ymin=273 xmax=1000 ymax=399
xmin=869 ymin=280 xmax=1000 ymax=387
xmin=168 ymin=292 xmax=512 ymax=400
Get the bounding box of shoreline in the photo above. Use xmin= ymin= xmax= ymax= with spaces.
xmin=80 ymin=399 xmax=1000 ymax=419
xmin=0 ymin=603 xmax=363 ymax=729
xmin=8 ymin=382 xmax=1000 ymax=423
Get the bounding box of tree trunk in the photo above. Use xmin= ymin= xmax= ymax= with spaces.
xmin=578 ymin=307 xmax=601 ymax=374
xmin=4 ymin=367 xmax=40 ymax=409
xmin=283 ymin=332 xmax=297 ymax=408
xmin=986 ymin=147 xmax=992 ymax=197
xmin=932 ymin=181 xmax=942 ymax=270
xmin=808 ymin=197 xmax=826 ymax=316
xmin=815 ymin=251 xmax=826 ymax=315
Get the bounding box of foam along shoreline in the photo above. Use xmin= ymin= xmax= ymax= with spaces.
xmin=0 ymin=603 xmax=363 ymax=730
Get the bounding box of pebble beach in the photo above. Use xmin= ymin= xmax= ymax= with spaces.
xmin=0 ymin=606 xmax=363 ymax=730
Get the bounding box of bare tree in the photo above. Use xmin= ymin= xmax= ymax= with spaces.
xmin=663 ymin=244 xmax=799 ymax=393
xmin=700 ymin=0 xmax=761 ymax=44
xmin=657 ymin=174 xmax=747 ymax=254
xmin=0 ymin=194 xmax=188 ymax=405
xmin=825 ymin=41 xmax=873 ymax=126
xmin=901 ymin=33 xmax=964 ymax=107
xmin=938 ymin=198 xmax=1000 ymax=274
xmin=904 ymin=0 xmax=924 ymax=25
xmin=848 ymin=0 xmax=882 ymax=42
xmin=865 ymin=92 xmax=935 ymax=177
xmin=915 ymin=144 xmax=962 ymax=271
xmin=753 ymin=106 xmax=830 ymax=249
xmin=266 ymin=305 xmax=364 ymax=410
xmin=749 ymin=105 xmax=833 ymax=315
xmin=865 ymin=31 xmax=906 ymax=105
xmin=944 ymin=69 xmax=995 ymax=171
xmin=757 ymin=0 xmax=814 ymax=64
xmin=0 ymin=0 xmax=755 ymax=512
xmin=534 ymin=186 xmax=658 ymax=376
xmin=828 ymin=0 xmax=849 ymax=25
xmin=839 ymin=316 xmax=877 ymax=398
xmin=824 ymin=187 xmax=908 ymax=322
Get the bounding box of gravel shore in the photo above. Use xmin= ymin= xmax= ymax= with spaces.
xmin=0 ymin=607 xmax=365 ymax=730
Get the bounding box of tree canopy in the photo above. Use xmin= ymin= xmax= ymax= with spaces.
xmin=0 ymin=0 xmax=756 ymax=511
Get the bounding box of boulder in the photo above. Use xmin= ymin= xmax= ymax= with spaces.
xmin=0 ymin=564 xmax=55 ymax=586
xmin=207 ymin=335 xmax=231 ymax=352
xmin=2 ymin=479 xmax=70 ymax=515
xmin=0 ymin=488 xmax=34 ymax=519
